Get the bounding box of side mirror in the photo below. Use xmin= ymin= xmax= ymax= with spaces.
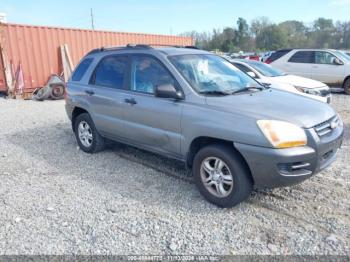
xmin=155 ymin=84 xmax=183 ymax=100
xmin=333 ymin=58 xmax=344 ymax=65
xmin=247 ymin=71 xmax=257 ymax=78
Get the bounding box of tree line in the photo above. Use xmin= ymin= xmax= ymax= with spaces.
xmin=180 ymin=17 xmax=350 ymax=53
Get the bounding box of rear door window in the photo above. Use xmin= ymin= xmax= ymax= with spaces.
xmin=288 ymin=51 xmax=315 ymax=63
xmin=71 ymin=58 xmax=93 ymax=82
xmin=90 ymin=55 xmax=129 ymax=89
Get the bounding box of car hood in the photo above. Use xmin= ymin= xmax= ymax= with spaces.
xmin=205 ymin=89 xmax=335 ymax=128
xmin=270 ymin=75 xmax=326 ymax=89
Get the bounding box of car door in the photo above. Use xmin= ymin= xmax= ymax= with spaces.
xmin=86 ymin=54 xmax=129 ymax=139
xmin=284 ymin=51 xmax=314 ymax=78
xmin=311 ymin=51 xmax=345 ymax=85
xmin=120 ymin=54 xmax=183 ymax=158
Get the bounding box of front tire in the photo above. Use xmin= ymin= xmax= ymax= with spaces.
xmin=344 ymin=78 xmax=350 ymax=95
xmin=193 ymin=144 xmax=253 ymax=208
xmin=74 ymin=113 xmax=105 ymax=153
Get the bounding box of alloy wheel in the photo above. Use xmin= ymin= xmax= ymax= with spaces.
xmin=200 ymin=157 xmax=234 ymax=198
xmin=78 ymin=121 xmax=93 ymax=148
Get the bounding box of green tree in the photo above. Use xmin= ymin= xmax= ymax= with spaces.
xmin=309 ymin=18 xmax=336 ymax=48
xmin=179 ymin=16 xmax=350 ymax=52
xmin=235 ymin=17 xmax=254 ymax=51
xmin=336 ymin=21 xmax=350 ymax=49
xmin=221 ymin=27 xmax=236 ymax=52
xmin=256 ymin=24 xmax=287 ymax=50
xmin=278 ymin=20 xmax=308 ymax=48
xmin=251 ymin=17 xmax=271 ymax=37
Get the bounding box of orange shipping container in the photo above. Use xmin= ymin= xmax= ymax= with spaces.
xmin=0 ymin=23 xmax=193 ymax=93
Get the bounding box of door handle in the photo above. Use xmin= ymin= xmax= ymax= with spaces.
xmin=85 ymin=90 xmax=95 ymax=96
xmin=124 ymin=98 xmax=137 ymax=105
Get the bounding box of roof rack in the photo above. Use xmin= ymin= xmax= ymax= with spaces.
xmin=152 ymin=44 xmax=199 ymax=49
xmin=86 ymin=44 xmax=153 ymax=55
xmin=126 ymin=44 xmax=153 ymax=49
xmin=86 ymin=44 xmax=199 ymax=56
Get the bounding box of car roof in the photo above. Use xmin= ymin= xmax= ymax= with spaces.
xmin=276 ymin=48 xmax=339 ymax=52
xmin=85 ymin=45 xmax=209 ymax=57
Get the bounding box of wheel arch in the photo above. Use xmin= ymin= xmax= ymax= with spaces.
xmin=71 ymin=107 xmax=89 ymax=132
xmin=343 ymin=75 xmax=350 ymax=87
xmin=186 ymin=136 xmax=253 ymax=181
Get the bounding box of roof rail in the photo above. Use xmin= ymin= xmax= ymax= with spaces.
xmin=184 ymin=46 xmax=199 ymax=49
xmin=126 ymin=44 xmax=153 ymax=49
xmin=85 ymin=44 xmax=199 ymax=56
xmin=159 ymin=45 xmax=199 ymax=49
xmin=86 ymin=44 xmax=153 ymax=56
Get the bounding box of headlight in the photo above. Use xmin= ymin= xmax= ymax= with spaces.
xmin=294 ymin=86 xmax=321 ymax=96
xmin=257 ymin=120 xmax=307 ymax=148
xmin=336 ymin=114 xmax=344 ymax=128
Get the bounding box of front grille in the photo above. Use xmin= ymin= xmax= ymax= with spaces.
xmin=314 ymin=116 xmax=339 ymax=137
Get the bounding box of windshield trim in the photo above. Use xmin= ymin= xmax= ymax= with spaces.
xmin=168 ymin=54 xmax=265 ymax=96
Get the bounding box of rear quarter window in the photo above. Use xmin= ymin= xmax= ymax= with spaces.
xmin=71 ymin=58 xmax=93 ymax=82
xmin=267 ymin=50 xmax=291 ymax=63
xmin=90 ymin=55 xmax=129 ymax=89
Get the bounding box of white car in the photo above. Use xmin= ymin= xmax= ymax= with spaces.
xmin=231 ymin=59 xmax=331 ymax=103
xmin=266 ymin=49 xmax=350 ymax=95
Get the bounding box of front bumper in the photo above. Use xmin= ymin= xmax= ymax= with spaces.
xmin=234 ymin=123 xmax=343 ymax=188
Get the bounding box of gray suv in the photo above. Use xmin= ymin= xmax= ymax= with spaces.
xmin=65 ymin=45 xmax=343 ymax=207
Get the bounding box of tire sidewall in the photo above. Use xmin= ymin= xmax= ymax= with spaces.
xmin=344 ymin=79 xmax=350 ymax=95
xmin=193 ymin=145 xmax=252 ymax=207
xmin=74 ymin=113 xmax=98 ymax=153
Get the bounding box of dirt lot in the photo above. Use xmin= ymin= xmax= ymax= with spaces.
xmin=0 ymin=94 xmax=349 ymax=255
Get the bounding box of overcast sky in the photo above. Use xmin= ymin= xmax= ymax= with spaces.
xmin=1 ymin=0 xmax=350 ymax=35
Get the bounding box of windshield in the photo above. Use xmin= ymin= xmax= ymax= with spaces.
xmin=335 ymin=50 xmax=350 ymax=62
xmin=169 ymin=54 xmax=263 ymax=94
xmin=244 ymin=60 xmax=286 ymax=77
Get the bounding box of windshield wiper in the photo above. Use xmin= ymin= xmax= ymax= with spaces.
xmin=199 ymin=90 xmax=232 ymax=96
xmin=231 ymin=86 xmax=265 ymax=94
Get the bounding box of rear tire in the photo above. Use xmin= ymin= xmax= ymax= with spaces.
xmin=193 ymin=144 xmax=253 ymax=208
xmin=344 ymin=78 xmax=350 ymax=95
xmin=74 ymin=113 xmax=105 ymax=153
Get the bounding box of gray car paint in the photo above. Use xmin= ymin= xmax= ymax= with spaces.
xmin=66 ymin=47 xmax=343 ymax=188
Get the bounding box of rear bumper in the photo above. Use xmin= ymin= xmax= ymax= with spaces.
xmin=65 ymin=103 xmax=74 ymax=121
xmin=234 ymin=126 xmax=343 ymax=188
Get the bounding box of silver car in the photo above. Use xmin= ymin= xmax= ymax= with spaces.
xmin=65 ymin=45 xmax=344 ymax=207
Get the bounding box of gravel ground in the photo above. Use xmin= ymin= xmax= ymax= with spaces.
xmin=0 ymin=94 xmax=349 ymax=256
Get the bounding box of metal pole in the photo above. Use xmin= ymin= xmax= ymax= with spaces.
xmin=90 ymin=8 xmax=95 ymax=30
